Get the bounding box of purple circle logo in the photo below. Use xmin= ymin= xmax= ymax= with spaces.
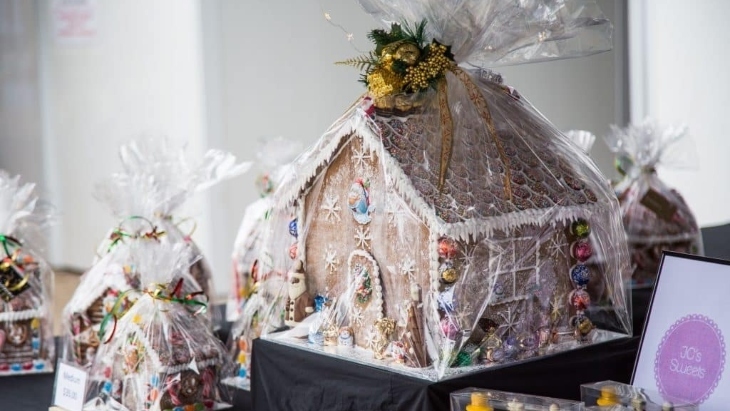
xmin=654 ymin=314 xmax=725 ymax=403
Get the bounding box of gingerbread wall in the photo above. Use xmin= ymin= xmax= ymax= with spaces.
xmin=302 ymin=135 xmax=431 ymax=349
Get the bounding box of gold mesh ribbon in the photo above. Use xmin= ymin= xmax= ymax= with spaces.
xmin=436 ymin=64 xmax=513 ymax=202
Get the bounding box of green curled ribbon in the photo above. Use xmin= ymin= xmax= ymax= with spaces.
xmin=97 ymin=278 xmax=208 ymax=344
xmin=0 ymin=234 xmax=22 ymax=258
xmin=97 ymin=289 xmax=137 ymax=344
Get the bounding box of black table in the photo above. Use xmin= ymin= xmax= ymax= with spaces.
xmin=252 ymin=337 xmax=640 ymax=411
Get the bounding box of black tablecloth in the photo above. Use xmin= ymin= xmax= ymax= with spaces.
xmin=252 ymin=337 xmax=640 ymax=411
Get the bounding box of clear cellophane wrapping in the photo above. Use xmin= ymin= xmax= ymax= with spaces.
xmin=604 ymin=119 xmax=702 ymax=288
xmin=233 ymin=0 xmax=631 ymax=382
xmin=83 ymin=242 xmax=233 ymax=411
xmin=229 ymin=137 xmax=302 ymax=322
xmin=0 ymin=172 xmax=55 ymax=376
xmin=451 ymin=387 xmax=583 ymax=411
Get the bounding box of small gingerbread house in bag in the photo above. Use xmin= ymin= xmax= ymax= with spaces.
xmin=0 ymin=172 xmax=55 ymax=375
xmin=604 ymin=119 xmax=703 ymax=288
xmin=84 ymin=242 xmax=233 ymax=411
xmin=254 ymin=0 xmax=633 ymax=380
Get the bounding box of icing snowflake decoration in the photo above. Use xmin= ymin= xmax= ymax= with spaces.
xmin=498 ymin=307 xmax=520 ymax=337
xmin=320 ymin=193 xmax=341 ymax=223
xmin=547 ymin=236 xmax=567 ymax=260
xmin=352 ymin=146 xmax=372 ymax=169
xmin=350 ymin=306 xmax=364 ymax=327
xmin=399 ymin=257 xmax=416 ymax=281
xmin=354 ymin=226 xmax=371 ymax=249
xmin=384 ymin=198 xmax=406 ymax=225
xmin=364 ymin=327 xmax=377 ymax=349
xmin=324 ymin=245 xmax=339 ymax=273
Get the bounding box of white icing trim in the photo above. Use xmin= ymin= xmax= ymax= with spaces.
xmin=276 ymin=103 xmax=603 ymax=243
xmin=429 ymin=229 xmax=440 ymax=294
xmin=162 ymin=357 xmax=219 ymax=375
xmin=347 ymin=250 xmax=384 ymax=321
xmin=66 ymin=255 xmax=136 ymax=314
xmin=0 ymin=308 xmax=42 ymax=322
xmin=627 ymin=232 xmax=699 ymax=244
xmin=297 ymin=202 xmax=306 ymax=265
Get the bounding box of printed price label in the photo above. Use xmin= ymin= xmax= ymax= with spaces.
xmin=52 ymin=362 xmax=88 ymax=411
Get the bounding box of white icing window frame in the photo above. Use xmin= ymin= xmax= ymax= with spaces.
xmin=488 ymin=236 xmax=541 ymax=305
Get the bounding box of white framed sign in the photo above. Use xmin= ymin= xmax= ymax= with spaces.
xmin=51 ymin=361 xmax=88 ymax=411
xmin=633 ymin=252 xmax=730 ymax=409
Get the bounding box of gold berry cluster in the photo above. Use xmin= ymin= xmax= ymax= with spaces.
xmin=403 ymin=42 xmax=452 ymax=92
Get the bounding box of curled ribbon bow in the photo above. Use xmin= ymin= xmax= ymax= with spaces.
xmin=0 ymin=234 xmax=33 ymax=301
xmin=107 ymin=216 xmax=167 ymax=253
xmin=98 ymin=279 xmax=208 ymax=344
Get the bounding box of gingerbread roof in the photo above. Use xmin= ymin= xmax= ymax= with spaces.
xmin=278 ymin=74 xmax=611 ymax=240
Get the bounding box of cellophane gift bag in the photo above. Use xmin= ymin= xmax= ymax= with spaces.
xmin=0 ymin=172 xmax=55 ymax=375
xmin=61 ymin=215 xmax=207 ymax=368
xmin=83 ymin=242 xmax=233 ymax=411
xmin=604 ymin=119 xmax=702 ymax=288
xmin=98 ymin=138 xmax=250 ymax=302
xmin=228 ymin=137 xmax=302 ymax=322
xmin=243 ymin=0 xmax=633 ymax=381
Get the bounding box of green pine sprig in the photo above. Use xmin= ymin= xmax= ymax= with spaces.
xmin=335 ymin=52 xmax=379 ymax=72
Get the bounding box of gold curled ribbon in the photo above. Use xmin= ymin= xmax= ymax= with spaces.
xmin=435 ymin=64 xmax=513 ymax=203
xmin=173 ymin=217 xmax=197 ymax=242
xmin=436 ymin=78 xmax=453 ymax=192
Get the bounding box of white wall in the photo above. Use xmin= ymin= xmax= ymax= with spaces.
xmin=0 ymin=1 xmax=46 ymax=201
xmin=36 ymin=0 xmax=216 ymax=276
xmin=630 ymin=0 xmax=730 ymax=227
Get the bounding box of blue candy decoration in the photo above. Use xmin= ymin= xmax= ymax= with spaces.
xmin=10 ymin=364 xmax=21 ymax=372
xmin=32 ymin=338 xmax=40 ymax=350
xmin=308 ymin=331 xmax=324 ymax=346
xmin=570 ymin=264 xmax=590 ymax=286
xmin=289 ymin=219 xmax=298 ymax=238
xmin=174 ymin=407 xmax=184 ymax=411
xmin=314 ymin=294 xmax=327 ymax=312
xmin=34 ymin=362 xmax=44 ymax=370
xmin=238 ymin=367 xmax=247 ymax=378
xmin=150 ymin=375 xmax=159 ymax=386
xmin=103 ymin=381 xmax=112 ymax=393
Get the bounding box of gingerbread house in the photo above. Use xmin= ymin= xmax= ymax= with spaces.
xmin=271 ymin=74 xmax=631 ymax=375
xmin=0 ymin=263 xmax=54 ymax=375
xmin=63 ymin=255 xmax=140 ymax=368
xmin=86 ymin=295 xmax=230 ymax=411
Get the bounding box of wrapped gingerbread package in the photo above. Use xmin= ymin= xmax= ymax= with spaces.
xmin=61 ymin=216 xmax=207 ymax=368
xmin=83 ymin=242 xmax=233 ymax=411
xmin=0 ymin=172 xmax=55 ymax=375
xmin=244 ymin=0 xmax=632 ymax=381
xmin=226 ymin=199 xmax=292 ymax=389
xmin=97 ymin=138 xmax=250 ymax=302
xmin=605 ymin=119 xmax=702 ymax=288
xmin=228 ymin=137 xmax=301 ymax=321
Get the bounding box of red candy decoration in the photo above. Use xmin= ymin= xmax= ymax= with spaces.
xmin=571 ymin=240 xmax=593 ymax=262
xmin=0 ymin=363 xmax=9 ymax=371
xmin=22 ymin=361 xmax=33 ymax=371
xmin=438 ymin=237 xmax=458 ymax=259
xmin=569 ymin=289 xmax=591 ymax=311
xmin=440 ymin=316 xmax=460 ymax=339
xmin=289 ymin=242 xmax=298 ymax=260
